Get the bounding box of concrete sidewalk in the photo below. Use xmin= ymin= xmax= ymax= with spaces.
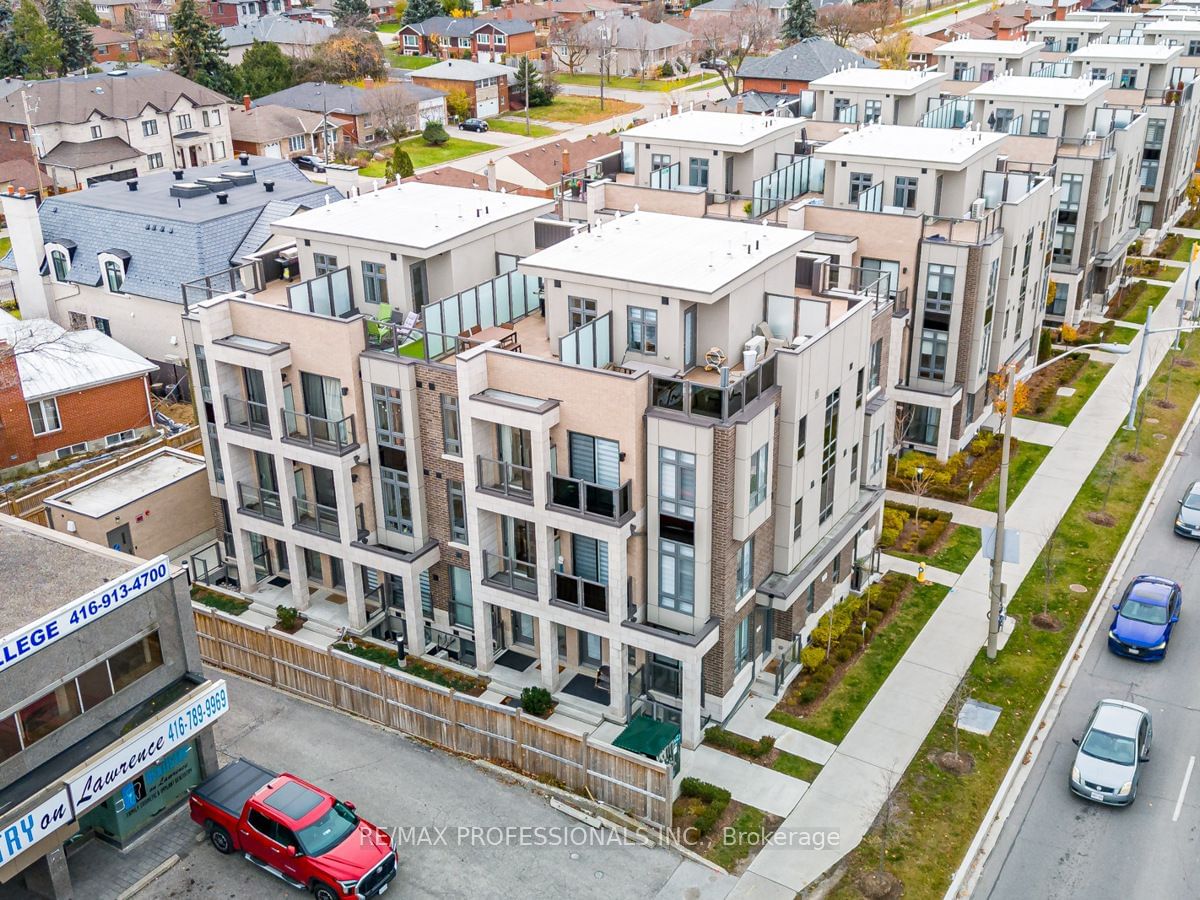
xmin=883 ymin=490 xmax=994 ymax=529
xmin=733 ymin=262 xmax=1189 ymax=899
xmin=879 ymin=554 xmax=958 ymax=586
xmin=684 ymin=746 xmax=810 ymax=818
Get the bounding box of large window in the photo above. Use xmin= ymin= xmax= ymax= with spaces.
xmin=734 ymin=617 xmax=750 ymax=670
xmin=907 ymin=405 xmax=940 ymax=446
xmin=659 ymin=539 xmax=695 ymax=615
xmin=868 ymin=338 xmax=882 ymax=390
xmin=362 ymin=261 xmax=388 ymax=306
xmin=918 ymin=327 xmax=949 ymax=379
xmin=104 ymin=259 xmax=124 ymax=293
xmin=849 ymin=172 xmax=873 ymax=204
xmin=688 ymin=157 xmax=709 ymax=188
xmin=313 ymin=253 xmax=339 ymax=276
xmin=28 ymin=398 xmax=61 ymax=435
xmin=448 ymin=479 xmax=468 ymax=543
xmin=749 ymin=444 xmax=768 ymax=510
xmin=289 ymin=134 xmax=306 ymax=152
xmin=1053 ymin=223 xmax=1077 ymax=265
xmin=863 ymin=98 xmax=882 ymax=124
xmin=871 ymin=424 xmax=885 ymax=475
xmin=1030 ymin=109 xmax=1050 ymax=136
xmin=380 ymin=466 xmax=413 ymax=536
xmin=440 ymin=394 xmax=461 ymax=456
xmin=147 ymin=152 xmax=164 ymax=169
xmin=142 ymin=119 xmax=158 ymax=137
xmin=109 ymin=632 xmax=163 ymax=691
xmin=924 ymin=263 xmax=955 ymax=313
xmin=372 ymin=385 xmax=405 ymax=453
xmin=659 ymin=448 xmax=695 ymax=520
xmin=627 ymin=307 xmax=657 ymax=354
xmin=568 ymin=296 xmax=597 ymax=330
xmin=893 ymin=176 xmax=918 ymax=210
xmin=50 ymin=249 xmax=69 ymax=282
xmin=449 ymin=565 xmax=473 ymax=629
xmin=820 ymin=389 xmax=839 ymax=524
xmin=735 ymin=538 xmax=754 ymax=599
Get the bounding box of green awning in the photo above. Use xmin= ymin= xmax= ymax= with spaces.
xmin=613 ymin=715 xmax=680 ymax=759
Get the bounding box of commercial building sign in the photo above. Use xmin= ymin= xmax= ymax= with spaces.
xmin=0 ymin=556 xmax=170 ymax=674
xmin=0 ymin=791 xmax=72 ymax=868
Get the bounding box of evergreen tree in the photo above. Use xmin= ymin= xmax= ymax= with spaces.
xmin=44 ymin=0 xmax=94 ymax=75
xmin=0 ymin=0 xmax=19 ymax=79
xmin=73 ymin=0 xmax=99 ymax=26
xmin=170 ymin=0 xmax=238 ymax=94
xmin=333 ymin=0 xmax=371 ymax=27
xmin=781 ymin=0 xmax=817 ymax=43
xmin=12 ymin=0 xmax=63 ymax=79
xmin=238 ymin=39 xmax=293 ymax=98
xmin=402 ymin=0 xmax=443 ymax=25
xmin=385 ymin=146 xmax=414 ymax=180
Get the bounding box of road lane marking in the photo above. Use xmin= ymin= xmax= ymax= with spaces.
xmin=1174 ymin=755 xmax=1195 ymax=822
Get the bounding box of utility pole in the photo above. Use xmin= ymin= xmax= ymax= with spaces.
xmin=986 ymin=370 xmax=1015 ymax=661
xmin=20 ymin=91 xmax=45 ymax=198
xmin=524 ymin=57 xmax=531 ymax=136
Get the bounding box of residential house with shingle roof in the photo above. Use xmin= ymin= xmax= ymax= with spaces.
xmin=494 ymin=133 xmax=621 ymax=197
xmin=253 ymin=81 xmax=447 ymax=149
xmin=228 ymin=100 xmax=345 ymax=160
xmin=219 ymin=15 xmax=338 ymax=64
xmin=89 ymin=26 xmax=140 ymax=64
xmin=396 ymin=15 xmax=536 ymax=62
xmin=553 ymin=16 xmax=693 ymax=77
xmin=736 ymin=37 xmax=879 ymax=96
xmin=0 ymin=68 xmax=233 ymax=190
xmin=0 ymin=155 xmax=342 ymax=380
xmin=689 ymin=0 xmax=787 ymax=22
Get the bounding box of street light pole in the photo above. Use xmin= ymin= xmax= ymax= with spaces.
xmin=524 ymin=57 xmax=531 ymax=137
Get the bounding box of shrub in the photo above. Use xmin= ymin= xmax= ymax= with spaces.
xmin=660 ymin=60 xmax=675 ymax=77
xmin=1130 ymin=237 xmax=1144 ymax=256
xmin=867 ymin=610 xmax=884 ymax=629
xmin=521 ymin=686 xmax=554 ymax=716
xmin=1060 ymin=322 xmax=1079 ymax=344
xmin=881 ymin=506 xmax=909 ymax=546
xmin=833 ymin=644 xmax=854 ymax=664
xmin=679 ymin=778 xmax=731 ymax=837
xmin=743 ymin=200 xmax=754 ymax=216
xmin=800 ymin=646 xmax=826 ymax=671
xmin=404 ymin=657 xmax=488 ymax=694
xmin=275 ymin=605 xmax=299 ymax=630
xmin=422 ymin=120 xmax=449 ymax=146
xmin=916 ymin=513 xmax=951 ymax=552
xmin=704 ymin=727 xmax=775 ymax=758
xmin=847 ymin=632 xmax=865 ymax=650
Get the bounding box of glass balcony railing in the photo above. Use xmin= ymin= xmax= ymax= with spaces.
xmin=650 ymin=355 xmax=778 ymax=422
xmin=482 ymin=550 xmax=537 ymax=597
xmin=477 ymin=456 xmax=534 ymax=500
xmin=236 ymin=482 xmax=283 ymax=523
xmin=551 ymin=570 xmax=608 ymax=617
xmin=283 ymin=409 xmax=357 ymax=455
xmin=223 ymin=395 xmax=270 ymax=435
xmin=293 ymin=497 xmax=339 ymax=539
xmin=548 ymin=474 xmax=633 ymax=524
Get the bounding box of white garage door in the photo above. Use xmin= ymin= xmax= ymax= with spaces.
xmin=264 ymin=142 xmax=282 ymax=159
xmin=476 ymin=97 xmax=499 ymax=118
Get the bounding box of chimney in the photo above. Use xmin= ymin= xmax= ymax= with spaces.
xmin=486 ymin=159 xmax=497 ymax=192
xmin=993 ymin=15 xmax=1000 ymax=32
xmin=173 ymin=168 xmax=184 ymax=180
xmin=1024 ymin=6 xmax=1032 ymax=22
xmin=669 ymin=100 xmax=679 ymax=115
xmin=127 ymin=180 xmax=138 ymax=191
xmin=561 ymin=147 xmax=570 ymax=176
xmin=1 ymin=186 xmax=50 ymax=320
xmin=243 ymin=93 xmax=251 ymax=112
xmin=264 ymin=180 xmax=275 ymax=193
xmin=238 ymin=152 xmax=249 ymax=166
xmin=735 ymin=95 xmax=745 ymax=114
xmin=216 ymin=192 xmax=229 ymax=205
xmin=364 ymin=76 xmax=375 ymax=89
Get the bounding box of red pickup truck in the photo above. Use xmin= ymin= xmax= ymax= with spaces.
xmin=188 ymin=759 xmax=396 ymax=900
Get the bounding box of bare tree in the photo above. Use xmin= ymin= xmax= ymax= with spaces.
xmin=728 ymin=0 xmax=778 ymax=67
xmin=363 ymin=85 xmax=420 ymax=144
xmin=948 ymin=674 xmax=973 ymax=763
xmin=817 ymin=3 xmax=860 ymax=47
xmin=641 ymin=0 xmax=666 ymax=23
xmin=907 ymin=465 xmax=933 ymax=532
xmin=633 ymin=20 xmax=653 ymax=84
xmin=0 ymin=319 xmax=94 ymax=393
xmin=550 ymin=21 xmax=589 ymax=75
xmin=1041 ymin=527 xmax=1057 ymax=622
xmin=875 ymin=768 xmax=898 ymax=879
xmin=857 ymin=0 xmax=901 ymax=43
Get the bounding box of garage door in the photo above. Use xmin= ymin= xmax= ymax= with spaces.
xmin=264 ymin=142 xmax=282 ymax=159
xmin=476 ymin=97 xmax=499 ymax=118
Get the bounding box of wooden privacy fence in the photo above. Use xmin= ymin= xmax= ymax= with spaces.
xmin=2 ymin=428 xmax=201 ymax=525
xmin=192 ymin=606 xmax=673 ymax=829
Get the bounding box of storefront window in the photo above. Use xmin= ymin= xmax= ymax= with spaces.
xmin=0 ymin=714 xmax=21 ymax=763
xmin=78 ymin=661 xmax=115 ymax=710
xmin=20 ymin=684 xmax=82 ymax=744
xmin=110 ymin=633 xmax=163 ymax=693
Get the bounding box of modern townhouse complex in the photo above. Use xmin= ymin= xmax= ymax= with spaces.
xmin=933 ymin=39 xmax=1044 ymax=86
xmin=180 ymin=181 xmax=898 ymax=750
xmin=0 ymin=69 xmax=233 ymax=190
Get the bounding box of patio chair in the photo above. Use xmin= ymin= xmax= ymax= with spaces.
xmin=366 ymin=302 xmax=393 ymax=347
xmin=393 ymin=310 xmax=420 ymax=341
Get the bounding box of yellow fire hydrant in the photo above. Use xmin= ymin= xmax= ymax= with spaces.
xmin=917 ymin=561 xmax=927 ymax=585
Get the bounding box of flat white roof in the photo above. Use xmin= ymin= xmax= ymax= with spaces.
xmin=520 ymin=212 xmax=810 ymax=296
xmin=272 ymin=182 xmax=554 ymax=249
xmin=621 ymin=110 xmax=801 ymax=150
xmin=1143 ymin=19 xmax=1200 ymax=32
xmin=1066 ymin=10 xmax=1144 ymax=19
xmin=1070 ymin=42 xmax=1183 ymax=62
xmin=816 ymin=123 xmax=1005 ymax=168
xmin=968 ymin=75 xmax=1107 ymax=102
xmin=808 ymin=68 xmax=948 ymax=92
xmin=47 ymin=449 xmax=206 ymax=517
xmin=932 ymin=39 xmax=1041 ymax=57
xmin=1024 ymin=19 xmax=1112 ymax=32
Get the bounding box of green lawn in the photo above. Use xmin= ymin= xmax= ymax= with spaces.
xmin=1107 ymin=325 xmax=1141 ymax=345
xmin=376 ymin=22 xmax=402 ymax=32
xmin=556 ymin=72 xmax=717 ymax=92
xmin=385 ymin=52 xmax=438 ymax=69
xmin=1158 ymin=234 xmax=1200 ymax=262
xmin=708 ymin=804 xmax=770 ymax=871
xmin=827 ymin=333 xmax=1200 ymax=900
xmin=1147 ymin=262 xmax=1184 ymax=282
xmin=528 ymin=96 xmax=641 ymax=124
xmin=904 ymin=0 xmax=993 ymax=27
xmin=970 ymin=441 xmax=1052 ymax=512
xmin=1124 ymin=281 xmax=1172 ymax=325
xmin=0 ymin=237 xmax=10 ymax=259
xmin=772 ymin=751 xmax=823 ymax=783
xmin=1020 ymin=360 xmax=1113 ymax=427
xmin=892 ymin=524 xmax=982 ymax=574
xmin=359 ymin=137 xmax=499 ymax=178
xmin=485 ymin=118 xmax=558 ymax=137
xmin=769 ymin=582 xmax=951 ymax=745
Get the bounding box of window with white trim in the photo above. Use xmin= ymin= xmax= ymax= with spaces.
xmin=29 ymin=398 xmax=61 ymax=435
xmin=55 ymin=442 xmax=86 ymax=460
xmin=105 ymin=429 xmax=135 ymax=447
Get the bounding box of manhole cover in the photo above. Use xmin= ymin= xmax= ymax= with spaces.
xmin=1069 ymin=583 xmax=1088 ymax=593
xmin=958 ymin=699 xmax=1003 ymax=736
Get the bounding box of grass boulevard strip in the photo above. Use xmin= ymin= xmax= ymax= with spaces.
xmin=821 ymin=331 xmax=1200 ymax=898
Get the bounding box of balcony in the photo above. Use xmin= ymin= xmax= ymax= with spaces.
xmin=482 ymin=550 xmax=537 ymax=597
xmin=293 ymin=497 xmax=340 ymax=539
xmin=477 ymin=456 xmax=533 ymax=502
xmin=548 ymin=474 xmax=633 ymax=525
xmin=650 ymin=355 xmax=777 ymax=422
xmin=551 ymin=570 xmax=608 ymax=617
xmin=236 ymin=482 xmax=283 ymax=523
xmin=223 ymin=395 xmax=271 ymax=436
xmin=283 ymin=409 xmax=358 ymax=455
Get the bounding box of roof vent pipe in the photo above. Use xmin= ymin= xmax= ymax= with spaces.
xmin=264 ymin=180 xmax=275 ymax=192
xmin=127 ymin=180 xmax=138 ymax=192
xmin=239 ymin=152 xmax=250 ymax=167
xmin=216 ymin=192 xmax=229 ymax=205
xmin=173 ymin=169 xmax=184 ymax=180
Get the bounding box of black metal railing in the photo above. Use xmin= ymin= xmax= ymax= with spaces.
xmin=477 ymin=456 xmax=533 ymax=500
xmin=551 ymin=570 xmax=608 ymax=616
xmin=293 ymin=497 xmax=339 ymax=539
xmin=548 ymin=474 xmax=632 ymax=524
xmin=236 ymin=482 xmax=283 ymax=523
xmin=482 ymin=550 xmax=537 ymax=597
xmin=283 ymin=409 xmax=357 ymax=454
xmin=223 ymin=395 xmax=271 ymax=435
xmin=649 ymin=355 xmax=777 ymax=421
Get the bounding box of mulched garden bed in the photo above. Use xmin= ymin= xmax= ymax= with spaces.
xmin=1055 ymin=319 xmax=1125 ymax=347
xmin=887 ymin=432 xmax=1015 ymax=504
xmin=881 ymin=504 xmax=951 ymax=556
xmin=1105 ymin=280 xmax=1157 ymax=320
xmin=1022 ymin=352 xmax=1088 ymax=416
xmin=672 ymin=778 xmax=782 ymax=875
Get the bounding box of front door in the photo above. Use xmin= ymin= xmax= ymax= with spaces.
xmin=106 ymin=523 xmax=132 ymax=554
xmin=724 ymin=155 xmax=734 ymax=194
xmin=683 ymin=306 xmax=697 ymax=371
xmin=511 ymin=611 xmax=535 ymax=646
xmin=189 ymin=146 xmax=199 ymax=167
xmin=579 ymin=631 xmax=602 ymax=668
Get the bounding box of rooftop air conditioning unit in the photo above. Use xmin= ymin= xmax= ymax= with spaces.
xmin=970 ymin=197 xmax=987 ymax=219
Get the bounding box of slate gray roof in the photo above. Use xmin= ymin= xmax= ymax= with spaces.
xmin=4 ymin=157 xmax=341 ymax=303
xmin=220 ymin=15 xmax=337 ymax=48
xmin=411 ymin=59 xmax=518 ymax=83
xmin=233 ymin=198 xmax=315 ymax=262
xmin=40 ymin=136 xmax=140 ymax=169
xmin=736 ymin=38 xmax=879 ymax=82
xmin=254 ymin=81 xmax=444 ymax=116
xmin=0 ymin=69 xmax=228 ymax=127
xmin=574 ymin=18 xmax=692 ymax=52
xmin=228 ymin=104 xmax=328 ymax=144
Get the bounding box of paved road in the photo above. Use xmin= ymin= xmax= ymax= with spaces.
xmin=117 ymin=672 xmax=730 ymax=900
xmin=974 ymin=412 xmax=1200 ymax=899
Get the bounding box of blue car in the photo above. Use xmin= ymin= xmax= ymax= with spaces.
xmin=1107 ymin=575 xmax=1181 ymax=661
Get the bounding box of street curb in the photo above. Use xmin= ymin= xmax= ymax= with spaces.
xmin=946 ymin=363 xmax=1200 ymax=899
xmin=117 ymin=853 xmax=179 ymax=900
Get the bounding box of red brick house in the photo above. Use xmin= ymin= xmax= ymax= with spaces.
xmin=411 ymin=59 xmax=515 ymax=118
xmin=397 ymin=16 xmax=537 ymax=62
xmin=0 ymin=313 xmax=156 ymax=472
xmin=89 ymin=26 xmax=141 ymax=64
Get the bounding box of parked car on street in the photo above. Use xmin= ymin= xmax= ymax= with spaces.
xmin=1175 ymin=480 xmax=1200 ymax=537
xmin=1069 ymin=699 xmax=1152 ymax=806
xmin=1107 ymin=574 xmax=1181 ymax=660
xmin=294 ymin=155 xmax=327 ymax=173
xmin=459 ymin=118 xmax=489 ymax=133
xmin=189 ymin=760 xmax=396 ymax=900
